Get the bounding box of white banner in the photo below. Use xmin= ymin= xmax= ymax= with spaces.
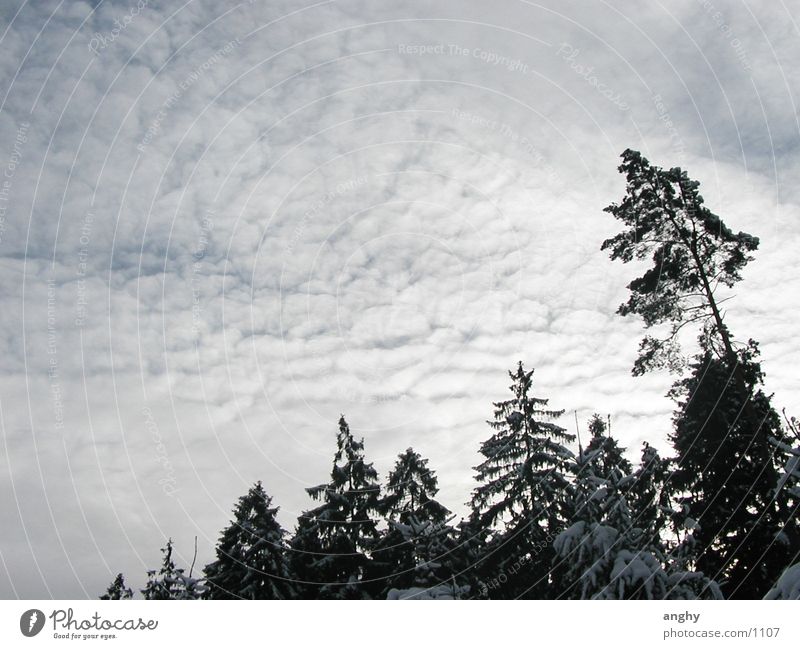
xmin=0 ymin=601 xmax=795 ymax=648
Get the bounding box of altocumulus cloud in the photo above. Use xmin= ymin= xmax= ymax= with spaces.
xmin=0 ymin=0 xmax=798 ymax=597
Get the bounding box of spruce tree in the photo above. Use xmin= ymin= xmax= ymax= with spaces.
xmin=583 ymin=414 xmax=631 ymax=481
xmin=99 ymin=573 xmax=132 ymax=600
xmin=381 ymin=448 xmax=450 ymax=525
xmin=289 ymin=416 xmax=381 ymax=599
xmin=452 ymin=517 xmax=490 ymax=599
xmin=204 ymin=482 xmax=295 ymax=599
xmin=627 ymin=442 xmax=671 ymax=558
xmin=383 ymin=519 xmax=469 ymax=599
xmin=773 ymin=413 xmax=800 ymax=516
xmin=141 ymin=540 xmax=188 ymax=600
xmin=669 ymin=339 xmax=797 ymax=598
xmin=470 ymin=362 xmax=574 ymax=598
xmin=553 ymin=440 xmax=669 ymax=600
xmin=372 ymin=448 xmax=458 ymax=597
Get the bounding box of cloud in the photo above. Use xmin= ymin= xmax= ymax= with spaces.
xmin=0 ymin=0 xmax=798 ymax=597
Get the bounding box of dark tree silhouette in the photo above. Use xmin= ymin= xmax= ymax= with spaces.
xmin=99 ymin=573 xmax=132 ymax=600
xmin=204 ymin=482 xmax=295 ymax=599
xmin=583 ymin=414 xmax=632 ymax=481
xmin=602 ymin=148 xmax=758 ymax=378
xmin=140 ymin=539 xmax=204 ymax=600
xmin=669 ymin=339 xmax=798 ymax=598
xmin=290 ymin=416 xmax=382 ymax=599
xmin=371 ymin=448 xmax=459 ymax=597
xmin=470 ymin=362 xmax=574 ymax=598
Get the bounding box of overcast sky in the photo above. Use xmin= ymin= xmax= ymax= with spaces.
xmin=1 ymin=0 xmax=799 ymax=598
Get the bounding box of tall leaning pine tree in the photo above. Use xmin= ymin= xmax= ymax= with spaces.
xmin=602 ymin=149 xmax=798 ymax=597
xmin=470 ymin=362 xmax=574 ymax=598
xmin=290 ymin=416 xmax=382 ymax=599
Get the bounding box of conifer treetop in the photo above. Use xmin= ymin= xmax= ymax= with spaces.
xmin=602 ymin=149 xmax=759 ymax=374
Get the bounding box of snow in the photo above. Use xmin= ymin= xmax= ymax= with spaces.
xmin=667 ymin=572 xmax=723 ymax=600
xmin=607 ymin=550 xmax=664 ymax=599
xmin=386 ymin=584 xmax=468 ymax=600
xmin=764 ymin=563 xmax=800 ymax=600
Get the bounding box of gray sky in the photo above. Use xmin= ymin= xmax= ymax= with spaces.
xmin=0 ymin=0 xmax=798 ymax=598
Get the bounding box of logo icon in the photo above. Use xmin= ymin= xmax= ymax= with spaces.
xmin=20 ymin=609 xmax=45 ymax=637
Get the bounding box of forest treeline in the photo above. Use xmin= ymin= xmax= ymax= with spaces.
xmin=101 ymin=150 xmax=800 ymax=600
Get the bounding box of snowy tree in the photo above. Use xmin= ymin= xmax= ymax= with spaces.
xmin=204 ymin=482 xmax=295 ymax=599
xmin=553 ymin=427 xmax=722 ymax=600
xmin=380 ymin=448 xmax=450 ymax=525
xmin=141 ymin=540 xmax=181 ymax=600
xmin=772 ymin=413 xmax=800 ymax=501
xmin=764 ymin=563 xmax=800 ymax=600
xmin=553 ymin=445 xmax=670 ymax=600
xmin=141 ymin=539 xmax=205 ymax=600
xmin=668 ymin=338 xmax=796 ymax=598
xmin=583 ymin=415 xmax=631 ymax=481
xmin=627 ymin=444 xmax=724 ymax=600
xmin=99 ymin=573 xmax=132 ymax=600
xmin=470 ymin=362 xmax=574 ymax=598
xmin=290 ymin=416 xmax=382 ymax=599
xmin=382 ymin=517 xmax=469 ymax=600
xmin=371 ymin=448 xmax=457 ymax=597
xmin=451 ymin=517 xmax=490 ymax=599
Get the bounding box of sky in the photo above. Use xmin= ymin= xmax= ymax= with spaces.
xmin=0 ymin=0 xmax=799 ymax=598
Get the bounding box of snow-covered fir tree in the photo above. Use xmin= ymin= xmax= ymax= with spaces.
xmin=380 ymin=448 xmax=450 ymax=525
xmin=583 ymin=414 xmax=631 ymax=481
xmin=772 ymin=413 xmax=800 ymax=525
xmin=141 ymin=539 xmax=206 ymax=600
xmin=204 ymin=481 xmax=295 ymax=599
xmin=383 ymin=518 xmax=469 ymax=600
xmin=764 ymin=414 xmax=800 ymax=599
xmin=290 ymin=416 xmax=382 ymax=599
xmin=470 ymin=362 xmax=575 ymax=598
xmin=553 ymin=440 xmax=671 ymax=600
xmin=451 ymin=517 xmax=490 ymax=599
xmin=629 ymin=443 xmax=723 ymax=599
xmin=99 ymin=573 xmax=132 ymax=600
xmin=372 ymin=448 xmax=458 ymax=597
